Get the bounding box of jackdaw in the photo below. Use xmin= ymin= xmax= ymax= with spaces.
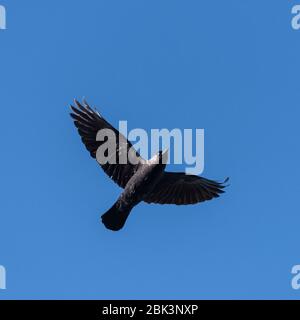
xmin=70 ymin=100 xmax=228 ymax=231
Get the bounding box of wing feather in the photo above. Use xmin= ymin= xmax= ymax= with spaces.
xmin=144 ymin=172 xmax=227 ymax=205
xmin=70 ymin=99 xmax=144 ymax=188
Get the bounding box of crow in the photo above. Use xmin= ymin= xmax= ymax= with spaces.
xmin=70 ymin=99 xmax=228 ymax=231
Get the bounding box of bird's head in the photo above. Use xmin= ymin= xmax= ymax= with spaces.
xmin=149 ymin=148 xmax=168 ymax=166
xmin=158 ymin=148 xmax=169 ymax=165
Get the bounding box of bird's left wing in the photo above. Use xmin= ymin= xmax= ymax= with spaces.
xmin=144 ymin=172 xmax=227 ymax=205
xmin=70 ymin=100 xmax=145 ymax=188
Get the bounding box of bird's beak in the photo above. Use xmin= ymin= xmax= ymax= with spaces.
xmin=161 ymin=148 xmax=169 ymax=164
xmin=162 ymin=148 xmax=168 ymax=154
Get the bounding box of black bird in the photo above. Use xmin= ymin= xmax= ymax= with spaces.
xmin=70 ymin=100 xmax=228 ymax=231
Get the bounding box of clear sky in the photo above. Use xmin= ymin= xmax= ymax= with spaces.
xmin=1 ymin=0 xmax=300 ymax=299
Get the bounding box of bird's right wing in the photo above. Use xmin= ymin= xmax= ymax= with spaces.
xmin=144 ymin=172 xmax=227 ymax=205
xmin=70 ymin=100 xmax=145 ymax=188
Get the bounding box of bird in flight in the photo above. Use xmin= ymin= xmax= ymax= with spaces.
xmin=70 ymin=100 xmax=228 ymax=231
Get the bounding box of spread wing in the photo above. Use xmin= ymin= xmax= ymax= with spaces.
xmin=144 ymin=172 xmax=228 ymax=205
xmin=70 ymin=99 xmax=144 ymax=188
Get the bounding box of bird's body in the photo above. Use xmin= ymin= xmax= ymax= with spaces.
xmin=120 ymin=157 xmax=165 ymax=206
xmin=102 ymin=152 xmax=167 ymax=230
xmin=70 ymin=99 xmax=228 ymax=231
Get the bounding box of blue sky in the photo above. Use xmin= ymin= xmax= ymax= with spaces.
xmin=1 ymin=0 xmax=300 ymax=299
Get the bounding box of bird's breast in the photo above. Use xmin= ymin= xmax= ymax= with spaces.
xmin=121 ymin=164 xmax=165 ymax=204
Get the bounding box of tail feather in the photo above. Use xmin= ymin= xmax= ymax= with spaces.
xmin=101 ymin=202 xmax=132 ymax=231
